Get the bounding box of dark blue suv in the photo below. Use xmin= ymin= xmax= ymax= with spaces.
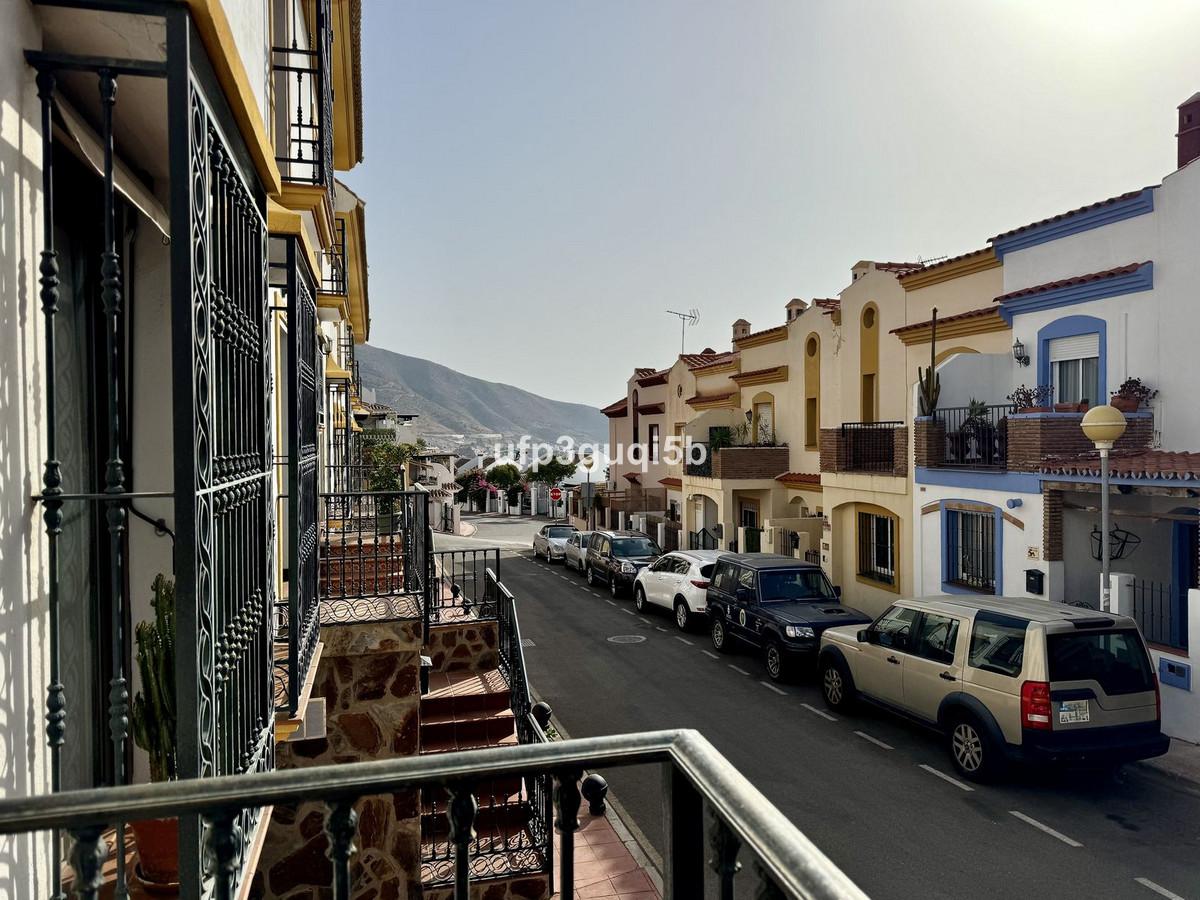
xmin=707 ymin=554 xmax=871 ymax=681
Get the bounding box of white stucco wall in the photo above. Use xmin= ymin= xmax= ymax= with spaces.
xmin=0 ymin=1 xmax=52 ymax=894
xmin=223 ymin=0 xmax=271 ymax=129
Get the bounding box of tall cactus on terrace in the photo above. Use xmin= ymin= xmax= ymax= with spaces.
xmin=132 ymin=574 xmax=178 ymax=783
xmin=917 ymin=307 xmax=941 ymax=417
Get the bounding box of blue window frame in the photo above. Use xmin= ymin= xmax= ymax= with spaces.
xmin=941 ymin=502 xmax=1004 ymax=595
xmin=1036 ymin=315 xmax=1107 ymax=406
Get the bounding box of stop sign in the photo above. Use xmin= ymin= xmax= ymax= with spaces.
xmin=549 ymin=487 xmax=563 ymax=502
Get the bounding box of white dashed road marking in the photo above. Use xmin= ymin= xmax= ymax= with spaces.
xmin=1009 ymin=811 xmax=1081 ymax=847
xmin=759 ymin=681 xmax=787 ymax=696
xmin=854 ymin=731 xmax=894 ymax=750
xmin=700 ymin=650 xmax=719 ymax=660
xmin=918 ymin=764 xmax=974 ymax=792
xmin=1135 ymin=878 xmax=1187 ymax=900
xmin=675 ymin=636 xmax=694 ymax=646
xmin=801 ymin=702 xmax=837 ymax=723
xmin=590 ymin=592 xmax=601 ymax=597
xmin=621 ymin=608 xmax=635 ymax=616
xmin=728 ymin=664 xmax=750 ymax=676
xmin=605 ymin=599 xmax=617 ymax=606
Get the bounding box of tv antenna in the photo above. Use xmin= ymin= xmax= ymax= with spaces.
xmin=666 ymin=308 xmax=700 ymax=355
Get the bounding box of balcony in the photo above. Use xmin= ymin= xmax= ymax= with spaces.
xmin=931 ymin=404 xmax=1012 ymax=469
xmin=821 ymin=422 xmax=907 ymax=476
xmin=273 ymin=0 xmax=335 ymax=197
xmin=684 ymin=444 xmax=790 ymax=480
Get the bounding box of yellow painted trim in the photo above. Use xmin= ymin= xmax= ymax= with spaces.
xmin=279 ymin=183 xmax=335 ymax=251
xmin=804 ymin=332 xmax=821 ymax=450
xmin=934 ymin=345 xmax=981 ymax=365
xmin=899 ymin=249 xmax=1000 ymax=290
xmin=318 ymin=292 xmax=351 ymax=322
xmin=325 ymin=358 xmax=352 ymax=381
xmin=331 ymin=0 xmax=363 ymax=171
xmin=187 ymin=0 xmax=282 ymax=196
xmin=342 ymin=205 xmax=370 ymax=341
xmin=688 ymin=394 xmax=740 ymax=410
xmin=853 ymin=501 xmax=902 ymax=594
xmin=860 ymin=303 xmax=880 ymax=421
xmin=783 ymin=482 xmax=823 ymax=493
xmin=267 ymin=200 xmax=321 ymax=284
xmin=921 ymin=501 xmax=940 ymax=516
xmin=734 ymin=326 xmax=788 ymax=350
xmin=894 ymin=310 xmax=1009 ymax=346
xmin=732 ymin=365 xmax=789 ymax=387
xmin=692 ymin=360 xmax=740 ymax=376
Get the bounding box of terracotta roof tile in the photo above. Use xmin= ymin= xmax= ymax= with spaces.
xmin=658 ymin=477 xmax=682 ymax=489
xmin=688 ymin=353 xmax=738 ymax=372
xmin=988 ymin=190 xmax=1148 ymax=243
xmin=898 ymin=247 xmax=993 ymax=281
xmin=600 ymin=398 xmax=628 ymax=417
xmin=735 ymin=324 xmax=787 ymax=343
xmin=1040 ymin=450 xmax=1200 ymax=481
xmin=635 ymin=369 xmax=670 ymax=387
xmin=634 ymin=367 xmax=655 ymax=378
xmin=891 ymin=305 xmax=1001 ymax=335
xmin=775 ymin=472 xmax=821 ymax=486
xmin=875 ymin=261 xmax=924 ymax=275
xmin=995 ymin=262 xmax=1147 ymax=304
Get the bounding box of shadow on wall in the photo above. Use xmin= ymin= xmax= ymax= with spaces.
xmin=0 ymin=24 xmax=53 ymax=899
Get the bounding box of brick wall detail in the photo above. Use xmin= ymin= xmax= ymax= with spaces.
xmin=712 ymin=446 xmax=790 ymax=480
xmin=1008 ymin=413 xmax=1153 ymax=472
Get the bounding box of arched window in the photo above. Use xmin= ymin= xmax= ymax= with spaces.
xmin=804 ymin=333 xmax=820 ymax=448
xmin=860 ymin=304 xmax=879 ymax=422
xmin=632 ymin=389 xmax=640 ymax=445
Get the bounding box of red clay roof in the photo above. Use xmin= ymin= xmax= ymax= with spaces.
xmin=736 ymin=324 xmax=787 ymax=343
xmin=776 ymin=472 xmax=821 ymax=486
xmin=658 ymin=476 xmax=683 ymax=489
xmin=636 ymin=369 xmax=669 ymax=387
xmin=813 ymin=298 xmax=840 ymax=316
xmin=891 ymin=305 xmax=1001 ymax=335
xmin=687 ymin=390 xmax=737 ymax=405
xmin=995 ymin=262 xmax=1147 ymax=304
xmin=679 ymin=351 xmax=724 ymax=367
xmin=875 ymin=262 xmax=924 ymax=275
xmin=988 ymin=190 xmax=1149 ymax=243
xmin=1040 ymin=450 xmax=1200 ymax=481
xmin=636 ymin=402 xmax=665 ymax=415
xmin=634 ymin=367 xmax=655 ymax=378
xmin=689 ymin=353 xmax=738 ymax=372
xmin=600 ymin=398 xmax=628 ymax=417
xmin=898 ymin=247 xmax=994 ymax=282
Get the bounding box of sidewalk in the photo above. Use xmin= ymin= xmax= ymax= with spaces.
xmin=552 ymin=812 xmax=660 ymax=899
xmin=1138 ymin=736 xmax=1200 ymax=792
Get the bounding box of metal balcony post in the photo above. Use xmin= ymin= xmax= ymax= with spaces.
xmin=662 ymin=763 xmax=704 ymax=898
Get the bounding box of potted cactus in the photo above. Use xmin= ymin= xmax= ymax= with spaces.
xmin=130 ymin=574 xmax=180 ymax=890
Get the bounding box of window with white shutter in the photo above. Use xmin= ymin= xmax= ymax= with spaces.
xmin=1048 ymin=333 xmax=1100 ymax=405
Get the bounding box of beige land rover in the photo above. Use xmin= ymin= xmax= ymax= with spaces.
xmin=819 ymin=596 xmax=1169 ymax=781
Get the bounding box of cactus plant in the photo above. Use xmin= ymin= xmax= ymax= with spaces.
xmin=132 ymin=574 xmax=178 ymax=783
xmin=917 ymin=307 xmax=941 ymax=416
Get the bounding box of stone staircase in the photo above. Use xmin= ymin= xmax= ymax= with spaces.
xmin=419 ymin=669 xmax=549 ymax=898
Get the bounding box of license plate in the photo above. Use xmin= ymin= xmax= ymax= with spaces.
xmin=1058 ymin=699 xmax=1090 ymax=725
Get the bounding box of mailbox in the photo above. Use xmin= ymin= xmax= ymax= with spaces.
xmin=1025 ymin=568 xmax=1045 ymax=595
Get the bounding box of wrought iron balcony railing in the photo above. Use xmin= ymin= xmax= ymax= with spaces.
xmin=839 ymin=421 xmax=902 ymax=473
xmin=427 ymin=548 xmax=502 ymax=630
xmin=272 ymin=0 xmax=335 ymax=196
xmin=933 ymin=404 xmax=1012 ymax=469
xmin=321 ymin=216 xmax=348 ymax=295
xmin=685 ymin=442 xmax=712 ymax=477
xmin=0 ymin=729 xmax=866 ymax=900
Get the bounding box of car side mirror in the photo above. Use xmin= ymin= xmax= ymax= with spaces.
xmin=857 ymin=629 xmax=870 ymax=643
xmin=833 ymin=585 xmax=842 ymax=598
xmin=735 ymin=587 xmax=753 ymax=604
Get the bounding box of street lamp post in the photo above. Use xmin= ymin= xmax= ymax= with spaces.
xmin=1081 ymin=405 xmax=1127 ymax=612
xmin=582 ymin=455 xmax=595 ymax=529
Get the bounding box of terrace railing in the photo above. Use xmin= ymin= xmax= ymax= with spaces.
xmin=272 ymin=0 xmax=335 ymax=196
xmin=1133 ymin=579 xmax=1189 ymax=651
xmin=427 ymin=548 xmax=502 ymax=629
xmin=319 ymin=489 xmax=430 ymax=623
xmin=934 ymin=405 xmax=1012 ymax=468
xmin=685 ymin=442 xmax=712 ymax=477
xmin=0 ymin=730 xmax=867 ymax=900
xmin=840 ymin=422 xmax=902 ymax=473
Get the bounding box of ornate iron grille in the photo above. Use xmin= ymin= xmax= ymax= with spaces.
xmin=945 ymin=508 xmax=996 ymax=593
xmin=270 ymin=235 xmax=321 ymax=714
xmin=272 ymin=0 xmax=335 ymax=197
xmin=322 ymin=216 xmax=348 ymax=295
xmin=934 ymin=404 xmax=1012 ymax=468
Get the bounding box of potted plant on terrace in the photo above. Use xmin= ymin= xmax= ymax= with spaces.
xmin=130 ymin=574 xmax=180 ymax=891
xmin=1007 ymin=384 xmax=1053 ymax=414
xmin=1111 ymin=377 xmax=1157 ymax=413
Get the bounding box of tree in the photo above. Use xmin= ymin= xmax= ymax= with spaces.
xmin=486 ymin=463 xmax=522 ymax=514
xmin=525 ymin=457 xmax=577 ymax=487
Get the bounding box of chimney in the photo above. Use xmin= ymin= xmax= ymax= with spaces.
xmin=1179 ymin=91 xmax=1200 ymax=169
xmin=732 ymin=319 xmax=751 ymax=344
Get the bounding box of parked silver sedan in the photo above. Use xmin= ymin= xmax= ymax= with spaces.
xmin=532 ymin=523 xmax=578 ymax=563
xmin=563 ymin=531 xmax=593 ymax=573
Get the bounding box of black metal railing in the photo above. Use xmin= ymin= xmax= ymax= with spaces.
xmin=419 ymin=569 xmax=554 ymax=890
xmin=934 ymin=405 xmax=1012 ymax=469
xmin=1133 ymin=579 xmax=1188 ymax=651
xmin=743 ymin=527 xmax=763 ymax=553
xmin=319 ymin=490 xmax=430 ymax=623
xmin=321 ymin=216 xmax=348 ymax=295
xmin=689 ymin=528 xmax=719 ymax=550
xmin=804 ymin=549 xmax=821 ymax=565
xmin=0 ymin=729 xmax=865 ymax=900
xmin=427 ymin=548 xmax=502 ymax=628
xmin=840 ymin=422 xmax=902 ymax=473
xmin=685 ymin=443 xmax=712 ymax=477
xmin=272 ymin=0 xmax=334 ymax=196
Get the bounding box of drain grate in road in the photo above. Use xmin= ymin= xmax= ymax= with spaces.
xmin=606 ymin=634 xmax=647 ymax=644
xmin=521 ymin=638 xmax=535 ymax=647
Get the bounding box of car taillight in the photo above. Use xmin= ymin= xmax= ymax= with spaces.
xmin=1021 ymin=680 xmax=1052 ymax=730
xmin=690 ymin=579 xmax=710 ymax=589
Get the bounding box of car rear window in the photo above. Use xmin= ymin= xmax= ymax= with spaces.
xmin=1047 ymin=630 xmax=1155 ymax=696
xmin=699 ymin=563 xmax=715 ymax=579
xmin=547 ymin=526 xmax=575 ymax=539
xmin=968 ymin=612 xmax=1028 ymax=677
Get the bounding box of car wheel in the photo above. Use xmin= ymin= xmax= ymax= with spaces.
xmin=764 ymin=641 xmax=789 ymax=682
xmin=948 ymin=716 xmax=1001 ymax=782
xmin=634 ymin=585 xmax=647 ymax=612
xmin=586 ymin=565 xmax=596 ymax=586
xmin=711 ymin=616 xmax=732 ymax=653
xmin=610 ymin=576 xmax=621 ymax=598
xmin=820 ymin=657 xmax=855 ymax=711
xmin=674 ymin=599 xmax=692 ymax=632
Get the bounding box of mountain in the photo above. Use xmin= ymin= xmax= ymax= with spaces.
xmin=356 ymin=344 xmax=608 ymax=451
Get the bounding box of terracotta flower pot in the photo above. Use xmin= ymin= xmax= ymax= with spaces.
xmin=1053 ymin=401 xmax=1087 ymax=413
xmin=1017 ymin=406 xmax=1050 ymax=414
xmin=131 ymin=817 xmax=180 ymax=890
xmin=1111 ymin=396 xmax=1140 ymax=413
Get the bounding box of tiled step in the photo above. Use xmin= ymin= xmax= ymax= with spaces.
xmin=420 ymin=707 xmax=516 ymax=747
xmin=420 ymin=797 xmax=538 ymax=840
xmin=421 ymin=669 xmax=511 ymax=719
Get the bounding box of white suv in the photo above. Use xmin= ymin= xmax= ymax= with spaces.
xmin=819 ymin=596 xmax=1168 ymax=781
xmin=632 ymin=550 xmax=723 ymax=630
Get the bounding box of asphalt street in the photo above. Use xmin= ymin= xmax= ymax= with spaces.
xmin=438 ymin=517 xmax=1200 ymax=900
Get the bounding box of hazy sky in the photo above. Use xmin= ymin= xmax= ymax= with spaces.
xmin=342 ymin=0 xmax=1200 ymax=409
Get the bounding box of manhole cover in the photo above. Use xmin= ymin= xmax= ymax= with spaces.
xmin=606 ymin=635 xmax=647 ymax=644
